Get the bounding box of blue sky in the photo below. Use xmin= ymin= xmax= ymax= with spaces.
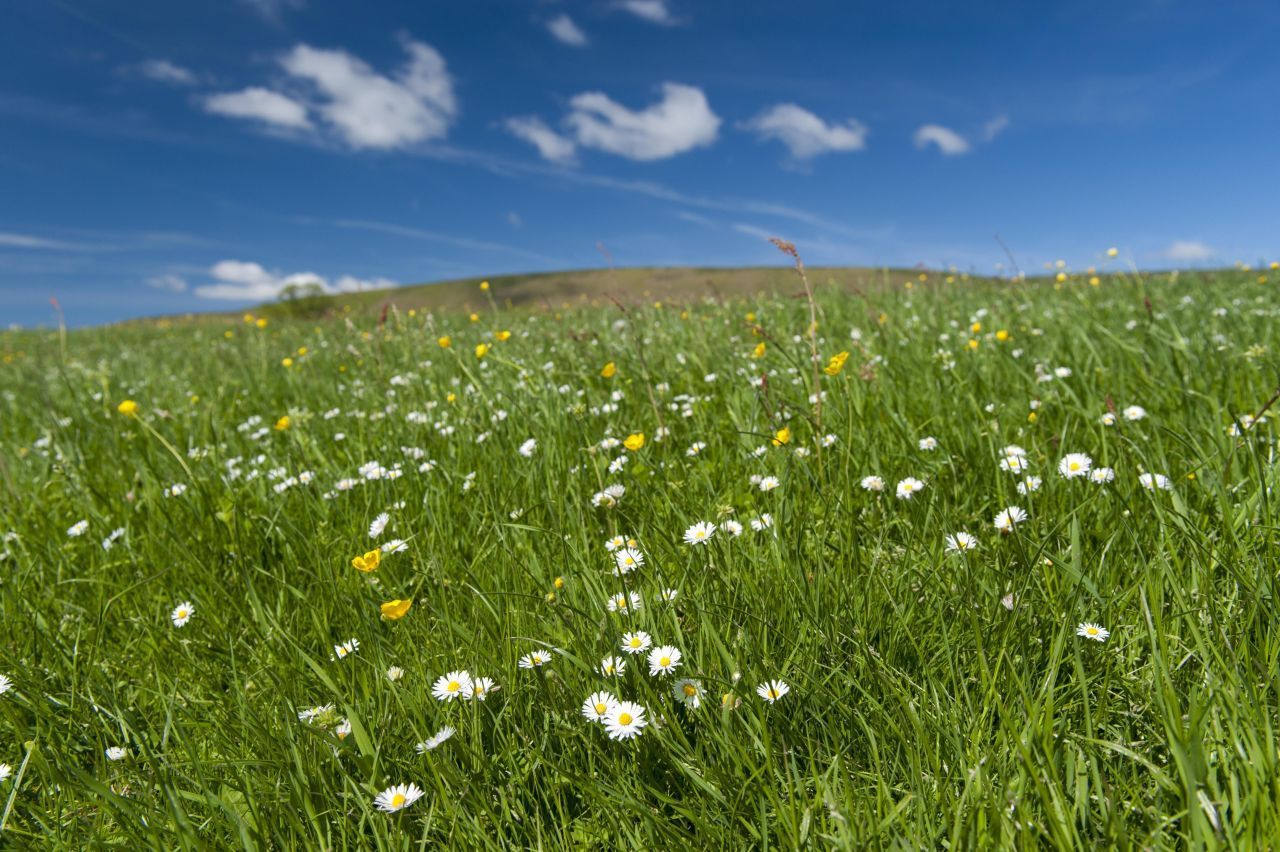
xmin=3 ymin=0 xmax=1279 ymax=326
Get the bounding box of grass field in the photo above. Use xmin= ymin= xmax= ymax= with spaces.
xmin=2 ymin=261 xmax=1279 ymax=847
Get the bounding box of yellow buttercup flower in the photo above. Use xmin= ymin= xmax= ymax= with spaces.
xmin=751 ymin=341 xmax=766 ymax=358
xmin=772 ymin=426 xmax=791 ymax=447
xmin=475 ymin=343 xmax=490 ymax=358
xmin=1089 ymin=276 xmax=1100 ymax=287
xmin=967 ymin=338 xmax=979 ymax=350
xmin=282 ymin=357 xmax=294 ymax=368
xmin=255 ymin=318 xmax=268 ymax=329
xmin=1107 ymin=247 xmax=1119 ymax=258
xmin=242 ymin=313 xmax=255 ymax=324
xmin=823 ymin=351 xmax=849 ymax=376
xmin=446 ymin=392 xmax=457 ymax=403
xmin=624 ymin=432 xmax=645 ymax=451
xmin=438 ymin=335 xmax=452 ymax=348
xmin=970 ymin=322 xmax=981 ymax=333
xmin=600 ymin=362 xmax=617 ymax=378
xmin=274 ymin=415 xmax=291 ymax=431
xmin=1055 ymin=272 xmax=1067 ymax=283
xmin=480 ymin=280 xmax=490 ymax=291
xmin=496 ymin=330 xmax=511 ymax=342
xmin=117 ymin=399 xmax=139 ymax=417
xmin=352 ymin=550 xmax=381 ymax=572
xmin=995 ymin=329 xmax=1010 ymax=342
xmin=380 ymin=599 xmax=412 ymax=620
xmin=745 ymin=311 xmax=756 ymax=323
xmin=469 ymin=312 xmax=480 ymax=323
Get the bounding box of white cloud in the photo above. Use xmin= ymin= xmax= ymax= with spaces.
xmin=138 ymin=60 xmax=198 ymax=86
xmin=203 ymin=38 xmax=456 ymax=150
xmin=564 ymin=82 xmax=719 ymax=161
xmin=547 ymin=14 xmax=588 ymax=46
xmin=147 ymin=274 xmax=188 ymax=292
xmin=505 ymin=116 xmax=577 ymax=164
xmin=193 ymin=260 xmax=394 ymax=300
xmin=982 ymin=114 xmax=1010 ymax=142
xmin=742 ymin=104 xmax=867 ymax=159
xmin=617 ymin=0 xmax=677 ymax=25
xmin=0 ymin=232 xmax=71 ymax=249
xmin=279 ymin=39 xmax=456 ymax=150
xmin=506 ymin=211 xmax=523 ymax=228
xmin=204 ymin=87 xmax=312 ymax=129
xmin=1164 ymin=240 xmax=1215 ymax=262
xmin=913 ymin=124 xmax=971 ymax=156
xmin=239 ymin=0 xmax=304 ymax=22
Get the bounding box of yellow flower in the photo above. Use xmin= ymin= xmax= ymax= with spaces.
xmin=970 ymin=322 xmax=982 ymax=333
xmin=480 ymin=280 xmax=490 ymax=291
xmin=242 ymin=313 xmax=255 ymax=324
xmin=917 ymin=272 xmax=928 ymax=282
xmin=1107 ymin=247 xmax=1119 ymax=258
xmin=1271 ymin=261 xmax=1279 ymax=271
xmin=624 ymin=432 xmax=645 ymax=451
xmin=475 ymin=343 xmax=490 ymax=358
xmin=823 ymin=351 xmax=849 ymax=376
xmin=751 ymin=341 xmax=766 ymax=358
xmin=553 ymin=576 xmax=565 ymax=589
xmin=496 ymin=330 xmax=511 ymax=342
xmin=282 ymin=357 xmax=294 ymax=368
xmin=995 ymin=329 xmax=1010 ymax=342
xmin=600 ymin=362 xmax=617 ymax=378
xmin=380 ymin=599 xmax=412 ymax=620
xmin=745 ymin=311 xmax=756 ymax=323
xmin=438 ymin=335 xmax=452 ymax=348
xmin=1089 ymin=276 xmax=1100 ymax=287
xmin=1055 ymin=272 xmax=1067 ymax=283
xmin=967 ymin=338 xmax=979 ymax=350
xmin=772 ymin=426 xmax=791 ymax=447
xmin=117 ymin=399 xmax=139 ymax=417
xmin=224 ymin=330 xmax=234 ymax=339
xmin=877 ymin=312 xmax=888 ymax=325
xmin=469 ymin=312 xmax=479 ymax=323
xmin=274 ymin=415 xmax=291 ymax=431
xmin=255 ymin=317 xmax=268 ymax=329
xmin=1027 ymin=411 xmax=1037 ymax=423
xmin=408 ymin=309 xmax=417 ymax=317
xmin=352 ymin=550 xmax=381 ymax=572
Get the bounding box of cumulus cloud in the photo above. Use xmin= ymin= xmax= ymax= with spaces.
xmin=564 ymin=82 xmax=719 ymax=161
xmin=913 ymin=124 xmax=971 ymax=156
xmin=741 ymin=103 xmax=867 ymax=159
xmin=505 ymin=116 xmax=577 ymax=163
xmin=279 ymin=39 xmax=456 ymax=149
xmin=204 ymin=87 xmax=312 ymax=129
xmin=203 ymin=38 xmax=456 ymax=150
xmin=547 ymin=14 xmax=588 ymax=46
xmin=193 ymin=260 xmax=394 ymax=301
xmin=1164 ymin=240 xmax=1214 ymax=263
xmin=617 ymin=0 xmax=677 ymax=25
xmin=147 ymin=274 xmax=188 ymax=293
xmin=138 ymin=59 xmax=198 ymax=86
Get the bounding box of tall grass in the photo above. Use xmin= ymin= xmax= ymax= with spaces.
xmin=0 ymin=267 xmax=1277 ymax=847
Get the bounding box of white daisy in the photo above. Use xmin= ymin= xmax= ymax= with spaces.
xmin=67 ymin=520 xmax=89 ymax=538
xmin=1058 ymin=453 xmax=1093 ymax=479
xmin=467 ymin=676 xmax=498 ymax=700
xmin=1090 ymin=467 xmax=1115 ymax=484
xmin=944 ymin=532 xmax=978 ymax=554
xmin=432 ymin=671 xmax=472 ymax=701
xmin=581 ymin=691 xmax=618 ymax=723
xmin=368 ymin=512 xmax=390 ymax=539
xmin=1139 ymin=472 xmax=1172 ymax=490
xmin=603 ymin=701 xmax=648 ymax=740
xmin=647 ymin=645 xmax=682 ymax=676
xmin=672 ymin=678 xmax=703 ymax=708
xmin=600 ymin=655 xmax=627 ymax=677
xmin=519 ymin=650 xmax=552 ymax=669
xmin=170 ymin=601 xmax=194 ymax=628
xmin=758 ymin=476 xmax=781 ymax=492
xmin=895 ymin=477 xmax=924 ymax=499
xmin=613 ymin=547 xmax=644 ymax=575
xmin=620 ymin=631 xmax=652 ymax=655
xmin=683 ymin=521 xmax=716 ymax=545
xmin=1076 ymin=622 xmax=1110 ymax=642
xmin=861 ymin=475 xmax=885 ymax=492
xmin=1123 ymin=405 xmax=1146 ymax=421
xmin=105 ymin=746 xmax=128 ymax=761
xmin=993 ymin=506 xmax=1028 ymax=533
xmin=416 ymin=726 xmax=455 ymax=753
xmin=374 ymin=783 xmax=424 ymax=813
xmin=518 ymin=438 xmax=537 ymax=458
xmin=756 ymin=679 xmax=790 ymax=704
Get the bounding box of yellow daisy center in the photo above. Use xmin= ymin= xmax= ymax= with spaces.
xmin=683 ymin=685 xmax=696 ymax=696
xmin=447 ymin=681 xmax=460 ymax=692
xmin=618 ymin=713 xmax=632 ymax=725
xmin=391 ymin=793 xmax=406 ymax=808
xmin=659 ymin=656 xmax=671 ymax=667
xmin=595 ymin=703 xmax=607 ymax=714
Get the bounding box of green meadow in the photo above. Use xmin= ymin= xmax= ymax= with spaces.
xmin=1 ymin=264 xmax=1278 ymax=848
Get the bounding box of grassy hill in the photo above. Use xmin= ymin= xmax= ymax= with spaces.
xmin=252 ymin=265 xmax=905 ymax=321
